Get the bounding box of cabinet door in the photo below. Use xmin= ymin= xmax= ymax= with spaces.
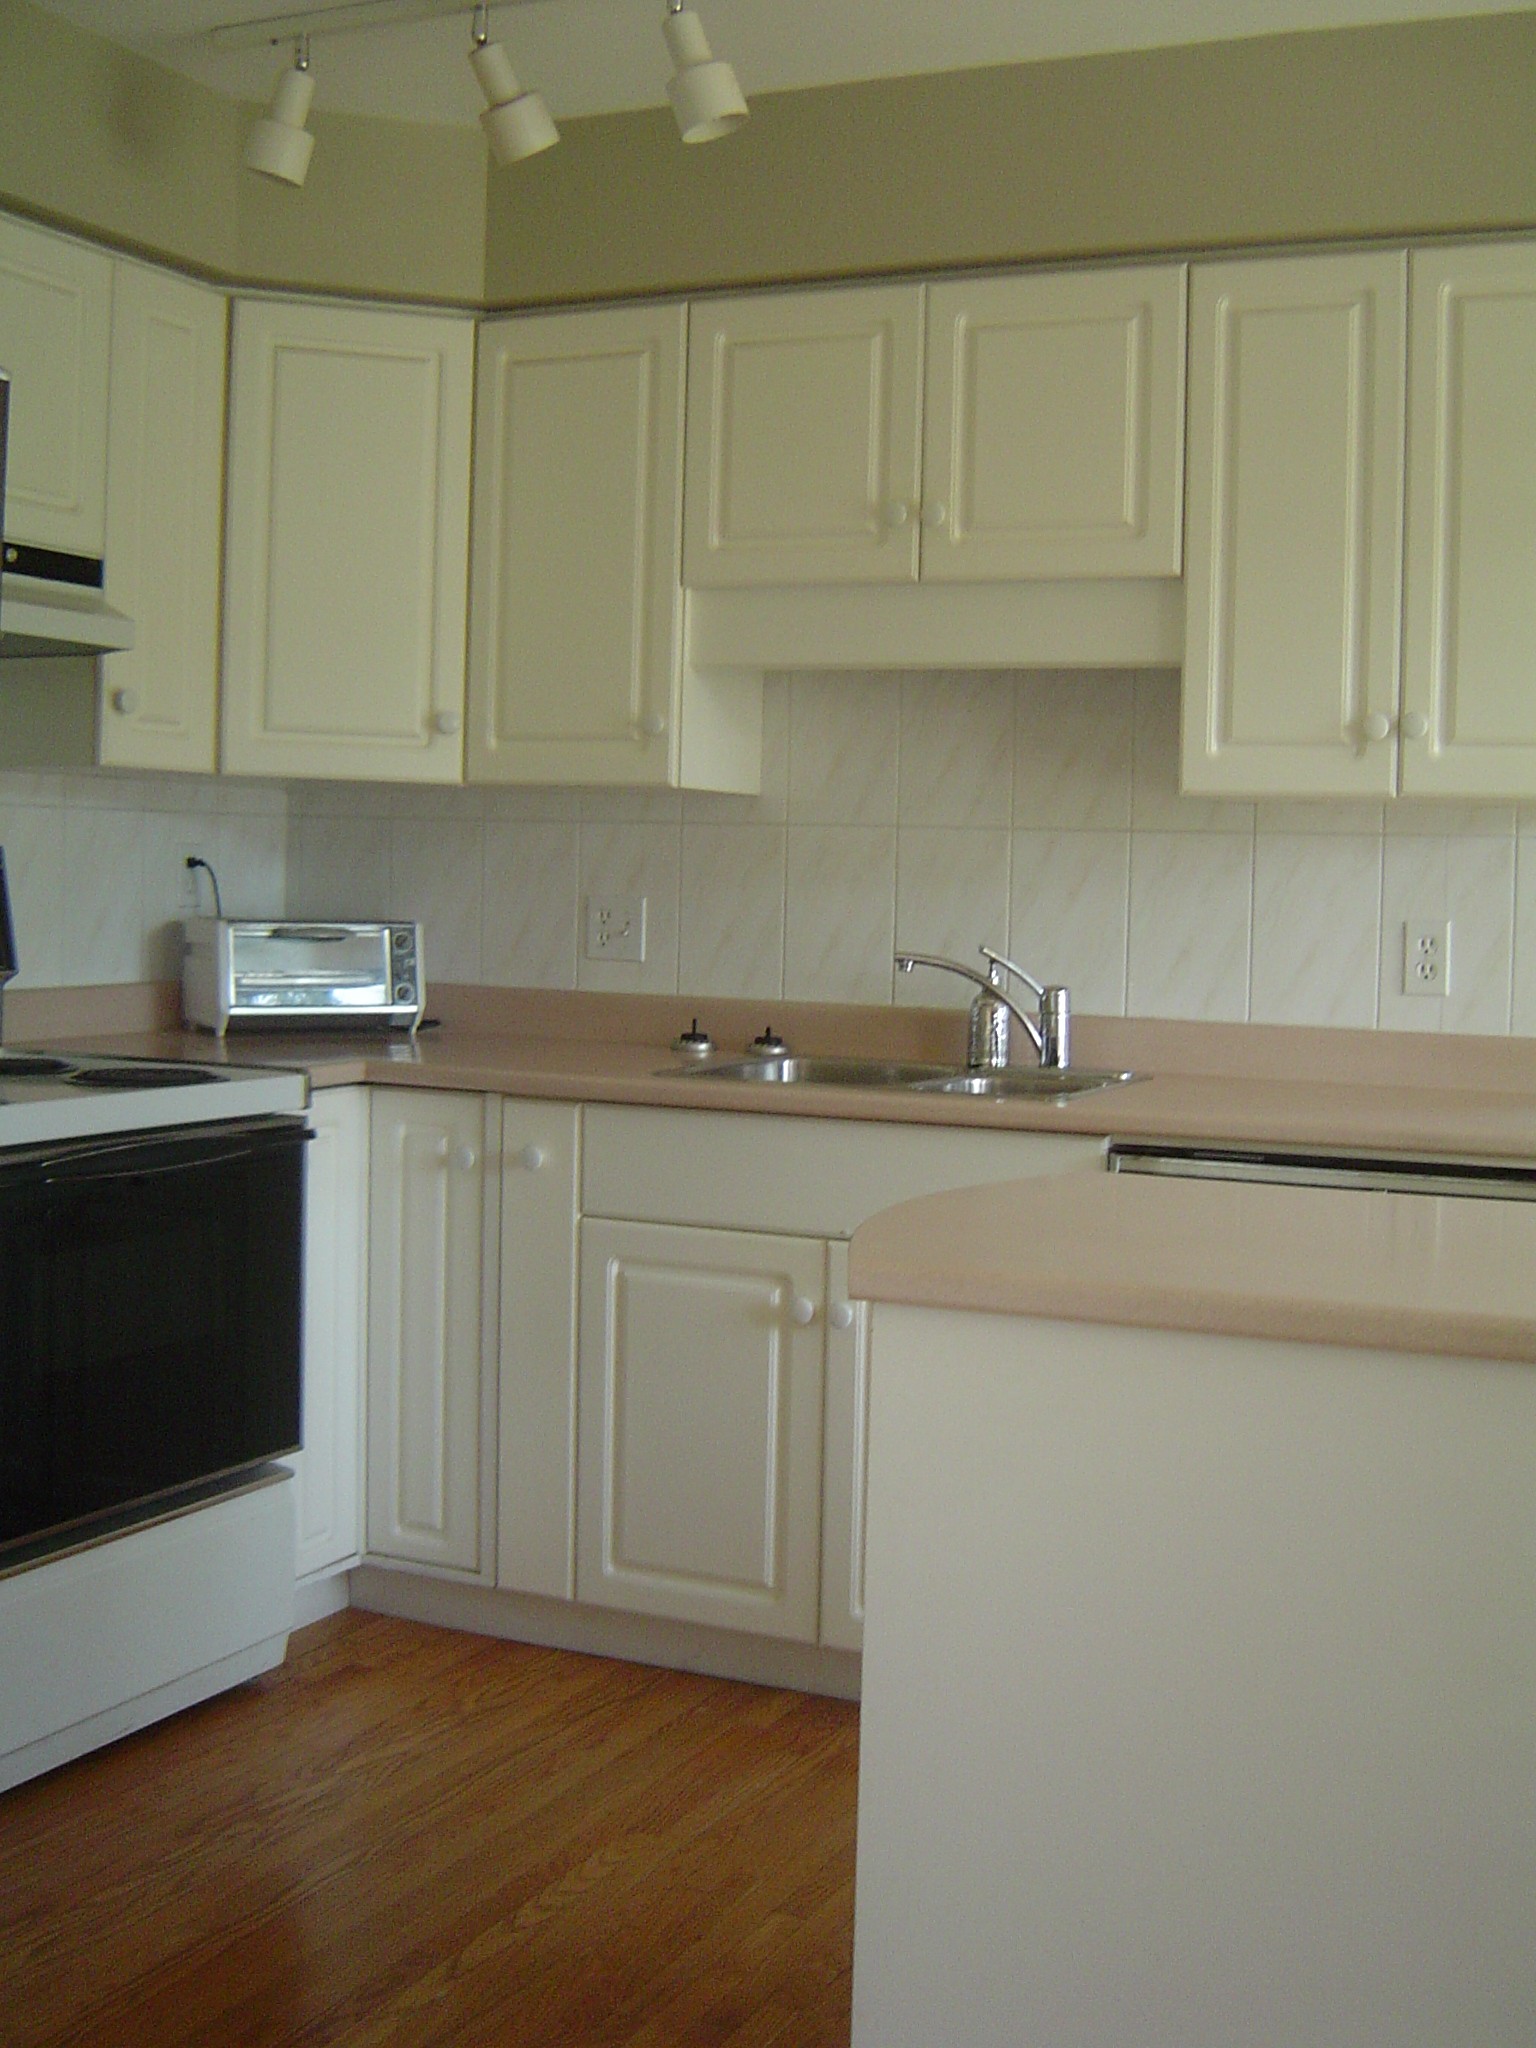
xmin=469 ymin=304 xmax=686 ymax=786
xmin=1402 ymin=240 xmax=1536 ymax=798
xmin=222 ymin=299 xmax=473 ymax=782
xmin=1182 ymin=251 xmax=1407 ymax=796
xmin=819 ymin=1240 xmax=868 ymax=1653
xmin=1187 ymin=251 xmax=1417 ymax=794
xmin=366 ymin=1090 xmax=493 ymax=1577
xmin=496 ymin=1098 xmax=580 ymax=1600
xmin=0 ymin=216 xmax=112 ymax=557
xmin=682 ymin=284 xmax=923 ymax=587
xmin=99 ymin=262 xmax=225 ymax=775
xmin=577 ymin=1220 xmax=825 ymax=1641
xmin=923 ymin=265 xmax=1186 ymax=582
xmin=290 ymin=1086 xmax=369 ymax=1581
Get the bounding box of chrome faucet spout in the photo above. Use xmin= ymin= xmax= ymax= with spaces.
xmin=896 ymin=946 xmax=1069 ymax=1071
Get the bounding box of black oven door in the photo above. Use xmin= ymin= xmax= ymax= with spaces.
xmin=0 ymin=1114 xmax=306 ymax=1562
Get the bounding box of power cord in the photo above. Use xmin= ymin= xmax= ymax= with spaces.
xmin=183 ymin=856 xmax=225 ymax=919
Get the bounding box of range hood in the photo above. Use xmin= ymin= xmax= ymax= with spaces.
xmin=0 ymin=543 xmax=134 ymax=658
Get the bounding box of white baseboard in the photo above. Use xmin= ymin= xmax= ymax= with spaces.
xmin=292 ymin=1568 xmax=353 ymax=1629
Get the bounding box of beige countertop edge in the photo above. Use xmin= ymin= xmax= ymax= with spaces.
xmin=848 ymin=1175 xmax=1536 ymax=1365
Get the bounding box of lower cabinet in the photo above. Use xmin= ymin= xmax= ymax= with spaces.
xmin=576 ymin=1219 xmax=827 ymax=1641
xmin=365 ymin=1089 xmax=496 ymax=1579
xmin=289 ymin=1085 xmax=370 ymax=1582
xmin=818 ymin=1242 xmax=870 ymax=1653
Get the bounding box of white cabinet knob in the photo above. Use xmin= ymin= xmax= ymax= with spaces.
xmin=789 ymin=1295 xmax=817 ymax=1327
xmin=453 ymin=1144 xmax=478 ymax=1172
xmin=433 ymin=710 xmax=462 ymax=736
xmin=881 ymin=500 xmax=911 ymax=529
xmin=1400 ymin=710 xmax=1430 ymax=740
xmin=1362 ymin=711 xmax=1393 ymax=742
xmin=636 ymin=710 xmax=667 ymax=738
xmin=517 ymin=1143 xmax=547 ymax=1171
xmin=920 ymin=501 xmax=948 ymax=530
xmin=829 ymin=1302 xmax=856 ymax=1332
xmin=110 ymin=686 xmax=139 ymax=716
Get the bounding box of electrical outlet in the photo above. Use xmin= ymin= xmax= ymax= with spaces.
xmin=178 ymin=844 xmax=211 ymax=915
xmin=584 ymin=894 xmax=647 ymax=963
xmin=1403 ymin=918 xmax=1451 ymax=996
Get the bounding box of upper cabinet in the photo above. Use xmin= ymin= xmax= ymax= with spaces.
xmin=1184 ymin=236 xmax=1536 ymax=801
xmin=222 ymin=297 xmax=474 ymax=783
xmin=0 ymin=215 xmax=113 ymax=557
xmin=99 ymin=261 xmax=226 ymax=775
xmin=683 ymin=266 xmax=1186 ymax=588
xmin=468 ymin=302 xmax=759 ymax=790
xmin=1401 ymin=240 xmax=1536 ymax=798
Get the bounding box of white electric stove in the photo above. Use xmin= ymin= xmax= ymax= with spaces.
xmin=0 ymin=1046 xmax=307 ymax=1146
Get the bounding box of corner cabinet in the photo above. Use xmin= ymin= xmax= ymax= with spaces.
xmin=468 ymin=303 xmax=760 ymax=791
xmin=682 ymin=266 xmax=1186 ymax=587
xmin=221 ymin=298 xmax=473 ymax=783
xmin=99 ymin=261 xmax=226 ymax=775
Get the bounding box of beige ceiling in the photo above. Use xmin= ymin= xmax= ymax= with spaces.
xmin=27 ymin=0 xmax=1536 ymax=125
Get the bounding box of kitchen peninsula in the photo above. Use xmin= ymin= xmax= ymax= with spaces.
xmin=846 ymin=1169 xmax=1536 ymax=2048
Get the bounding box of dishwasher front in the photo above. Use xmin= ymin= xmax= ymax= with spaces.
xmin=1107 ymin=1138 xmax=1536 ymax=1200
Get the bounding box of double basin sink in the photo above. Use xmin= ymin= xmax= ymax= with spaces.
xmin=669 ymin=1054 xmax=1138 ymax=1100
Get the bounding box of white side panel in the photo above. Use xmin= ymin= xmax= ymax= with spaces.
xmin=0 ymin=215 xmax=112 ymax=555
xmin=818 ymin=1240 xmax=868 ymax=1653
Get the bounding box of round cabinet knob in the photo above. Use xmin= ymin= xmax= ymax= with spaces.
xmin=518 ymin=1143 xmax=547 ymax=1171
xmin=920 ymin=501 xmax=948 ymax=530
xmin=829 ymin=1302 xmax=856 ymax=1332
xmin=433 ymin=710 xmax=462 ymax=736
xmin=1400 ymin=711 xmax=1430 ymax=741
xmin=453 ymin=1144 xmax=478 ymax=1172
xmin=1361 ymin=711 xmax=1393 ymax=742
xmin=636 ymin=710 xmax=667 ymax=738
xmin=110 ymin=686 xmax=139 ymax=716
xmin=881 ymin=500 xmax=911 ymax=529
xmin=789 ymin=1295 xmax=817 ymax=1327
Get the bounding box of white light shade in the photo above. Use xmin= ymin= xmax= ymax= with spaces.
xmin=244 ymin=61 xmax=315 ymax=186
xmin=663 ymin=8 xmax=747 ymax=143
xmin=470 ymin=36 xmax=559 ymax=164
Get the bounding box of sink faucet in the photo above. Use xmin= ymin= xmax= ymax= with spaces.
xmin=894 ymin=945 xmax=1071 ymax=1072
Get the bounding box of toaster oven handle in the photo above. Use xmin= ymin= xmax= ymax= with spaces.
xmin=263 ymin=925 xmax=357 ymax=942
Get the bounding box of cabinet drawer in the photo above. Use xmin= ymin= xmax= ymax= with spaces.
xmin=582 ymin=1105 xmax=1104 ymax=1238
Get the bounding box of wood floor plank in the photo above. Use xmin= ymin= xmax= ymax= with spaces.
xmin=0 ymin=1612 xmax=859 ymax=2048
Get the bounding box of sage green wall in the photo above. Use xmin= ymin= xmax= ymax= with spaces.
xmin=0 ymin=0 xmax=484 ymax=302
xmin=485 ymin=13 xmax=1536 ymax=306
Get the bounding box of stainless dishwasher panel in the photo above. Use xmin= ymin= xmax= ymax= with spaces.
xmin=1107 ymin=1141 xmax=1536 ymax=1201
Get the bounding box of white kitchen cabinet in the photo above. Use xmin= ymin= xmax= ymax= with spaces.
xmin=577 ymin=1217 xmax=828 ymax=1641
xmin=99 ymin=260 xmax=225 ymax=775
xmin=683 ymin=266 xmax=1185 ymax=588
xmin=469 ymin=302 xmax=759 ymax=790
xmin=818 ymin=1241 xmax=869 ymax=1653
xmin=1182 ymin=249 xmax=1408 ymax=797
xmin=0 ymin=214 xmax=112 ymax=557
xmin=289 ymin=1085 xmax=369 ymax=1582
xmin=495 ymin=1098 xmax=581 ymax=1601
xmin=366 ymin=1089 xmax=495 ymax=1579
xmin=1401 ymin=239 xmax=1536 ymax=798
xmin=222 ymin=297 xmax=473 ymax=783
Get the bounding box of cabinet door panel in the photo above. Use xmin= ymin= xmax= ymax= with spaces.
xmin=1402 ymin=241 xmax=1536 ymax=796
xmin=578 ymin=1221 xmax=825 ymax=1640
xmin=0 ymin=217 xmax=112 ymax=555
xmin=925 ymin=266 xmax=1185 ymax=581
xmin=290 ymin=1086 xmax=368 ymax=1580
xmin=367 ymin=1091 xmax=490 ymax=1576
xmin=100 ymin=263 xmax=224 ymax=774
xmin=223 ymin=300 xmax=472 ymax=782
xmin=1183 ymin=251 xmax=1406 ymax=795
xmin=683 ymin=285 xmax=923 ymax=587
xmin=819 ymin=1241 xmax=868 ymax=1653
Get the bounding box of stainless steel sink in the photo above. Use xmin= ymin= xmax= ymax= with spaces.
xmin=666 ymin=1053 xmax=1139 ymax=1098
xmin=906 ymin=1067 xmax=1139 ymax=1100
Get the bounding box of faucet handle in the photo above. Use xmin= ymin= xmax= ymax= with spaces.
xmin=979 ymin=944 xmax=1046 ymax=1000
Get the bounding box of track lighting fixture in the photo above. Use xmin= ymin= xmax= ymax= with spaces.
xmin=663 ymin=0 xmax=748 ymax=144
xmin=243 ymin=36 xmax=315 ymax=187
xmin=469 ymin=2 xmax=559 ymax=165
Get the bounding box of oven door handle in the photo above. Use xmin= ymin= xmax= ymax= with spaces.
xmin=39 ymin=1123 xmax=314 ymax=1190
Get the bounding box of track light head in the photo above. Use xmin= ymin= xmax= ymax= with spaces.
xmin=663 ymin=1 xmax=748 ymax=144
xmin=244 ymin=35 xmax=315 ymax=187
xmin=470 ymin=4 xmax=559 ymax=164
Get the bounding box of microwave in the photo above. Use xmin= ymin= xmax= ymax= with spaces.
xmin=182 ymin=918 xmax=425 ymax=1034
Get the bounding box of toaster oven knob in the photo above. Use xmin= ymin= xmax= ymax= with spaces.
xmin=395 ymin=983 xmax=414 ymax=1001
xmin=392 ymin=926 xmax=415 ymax=953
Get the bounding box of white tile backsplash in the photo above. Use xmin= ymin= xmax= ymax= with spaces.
xmin=11 ymin=673 xmax=1534 ymax=1037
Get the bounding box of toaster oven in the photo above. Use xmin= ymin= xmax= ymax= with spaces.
xmin=182 ymin=918 xmax=424 ymax=1034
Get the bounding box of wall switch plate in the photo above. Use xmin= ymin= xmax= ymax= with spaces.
xmin=1403 ymin=919 xmax=1451 ymax=996
xmin=585 ymin=894 xmax=646 ymax=963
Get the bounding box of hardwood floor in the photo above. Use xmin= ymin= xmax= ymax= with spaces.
xmin=0 ymin=1612 xmax=860 ymax=2047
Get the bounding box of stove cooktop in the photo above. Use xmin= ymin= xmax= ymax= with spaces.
xmin=0 ymin=1048 xmax=309 ymax=1147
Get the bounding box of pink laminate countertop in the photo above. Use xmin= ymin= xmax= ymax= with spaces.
xmin=848 ymin=1171 xmax=1536 ymax=1363
xmin=43 ymin=1022 xmax=1536 ymax=1161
